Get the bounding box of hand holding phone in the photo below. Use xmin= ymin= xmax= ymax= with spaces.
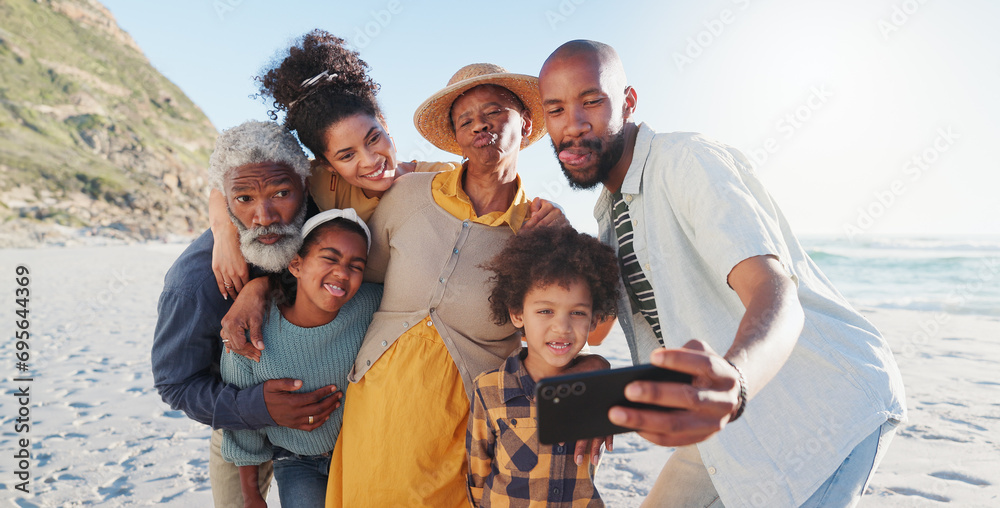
xmin=535 ymin=364 xmax=693 ymax=444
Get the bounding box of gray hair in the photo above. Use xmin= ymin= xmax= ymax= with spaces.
xmin=208 ymin=120 xmax=311 ymax=192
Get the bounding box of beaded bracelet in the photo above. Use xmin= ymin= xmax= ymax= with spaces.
xmin=726 ymin=359 xmax=747 ymax=422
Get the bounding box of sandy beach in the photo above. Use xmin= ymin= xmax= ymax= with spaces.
xmin=0 ymin=242 xmax=997 ymax=506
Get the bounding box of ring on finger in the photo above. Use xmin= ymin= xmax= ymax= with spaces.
xmin=308 ymin=415 xmax=314 ymax=425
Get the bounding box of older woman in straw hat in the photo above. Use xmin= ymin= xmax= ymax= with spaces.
xmin=324 ymin=64 xmax=568 ymax=507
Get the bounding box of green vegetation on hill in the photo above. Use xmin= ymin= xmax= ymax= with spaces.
xmin=0 ymin=0 xmax=218 ymax=244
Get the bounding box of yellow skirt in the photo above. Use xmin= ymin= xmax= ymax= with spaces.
xmin=326 ymin=316 xmax=470 ymax=507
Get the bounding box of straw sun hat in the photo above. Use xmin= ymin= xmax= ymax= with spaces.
xmin=413 ymin=63 xmax=547 ymax=156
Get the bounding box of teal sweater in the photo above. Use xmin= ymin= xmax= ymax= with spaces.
xmin=221 ymin=283 xmax=382 ymax=466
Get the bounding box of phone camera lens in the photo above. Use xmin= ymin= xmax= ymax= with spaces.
xmin=572 ymin=382 xmax=586 ymax=395
xmin=540 ymin=386 xmax=556 ymax=399
xmin=556 ymin=384 xmax=571 ymax=397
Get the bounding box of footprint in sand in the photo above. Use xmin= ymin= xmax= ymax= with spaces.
xmin=897 ymin=424 xmax=972 ymax=443
xmin=919 ymin=400 xmax=968 ymax=408
xmin=158 ymin=491 xmax=187 ymax=503
xmin=97 ymin=475 xmax=133 ymax=500
xmin=147 ymin=473 xmax=181 ymax=482
xmin=940 ymin=417 xmax=988 ymax=432
xmin=885 ymin=487 xmax=950 ymax=502
xmin=929 ymin=470 xmax=992 ymax=486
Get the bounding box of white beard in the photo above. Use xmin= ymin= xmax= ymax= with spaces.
xmin=228 ymin=206 xmax=306 ymax=273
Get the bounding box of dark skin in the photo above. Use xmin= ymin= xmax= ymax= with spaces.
xmin=237 ymin=228 xmax=368 ymax=506
xmin=224 ymin=87 xmax=604 ymax=463
xmin=238 ymin=465 xmax=266 ymax=508
xmin=540 ymin=41 xmax=805 ymax=446
xmin=218 ymin=162 xmax=342 ymax=432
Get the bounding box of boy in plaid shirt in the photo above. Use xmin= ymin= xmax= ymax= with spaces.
xmin=468 ymin=226 xmax=621 ymax=507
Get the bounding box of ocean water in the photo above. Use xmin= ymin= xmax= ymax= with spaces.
xmin=800 ymin=236 xmax=1000 ymax=317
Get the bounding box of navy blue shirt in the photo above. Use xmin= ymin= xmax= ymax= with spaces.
xmin=152 ymin=229 xmax=275 ymax=430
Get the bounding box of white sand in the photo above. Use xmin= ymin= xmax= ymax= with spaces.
xmin=0 ymin=244 xmax=996 ymax=506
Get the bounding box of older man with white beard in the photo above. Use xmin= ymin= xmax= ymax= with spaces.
xmin=152 ymin=121 xmax=341 ymax=508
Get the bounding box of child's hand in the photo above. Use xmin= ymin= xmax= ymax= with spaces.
xmin=238 ymin=464 xmax=268 ymax=508
xmin=574 ymin=435 xmax=612 ymax=466
xmin=243 ymin=496 xmax=267 ymax=508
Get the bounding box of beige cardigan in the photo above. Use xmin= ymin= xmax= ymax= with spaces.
xmin=350 ymin=172 xmax=521 ymax=398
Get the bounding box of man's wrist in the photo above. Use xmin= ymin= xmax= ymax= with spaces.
xmin=236 ymin=383 xmax=277 ymax=429
xmin=725 ymin=359 xmax=747 ymax=423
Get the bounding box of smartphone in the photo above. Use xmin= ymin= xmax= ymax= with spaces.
xmin=535 ymin=364 xmax=692 ymax=445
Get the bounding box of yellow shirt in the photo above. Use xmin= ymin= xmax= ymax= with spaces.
xmin=430 ymin=163 xmax=532 ymax=233
xmin=326 ymin=165 xmax=530 ymax=508
xmin=308 ymin=160 xmax=460 ymax=221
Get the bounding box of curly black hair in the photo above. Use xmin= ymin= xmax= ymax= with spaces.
xmin=484 ymin=225 xmax=620 ymax=326
xmin=256 ymin=29 xmax=382 ymax=163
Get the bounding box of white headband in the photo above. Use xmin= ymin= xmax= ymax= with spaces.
xmin=300 ymin=208 xmax=371 ymax=251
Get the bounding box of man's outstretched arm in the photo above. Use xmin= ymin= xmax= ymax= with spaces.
xmin=609 ymin=255 xmax=803 ymax=446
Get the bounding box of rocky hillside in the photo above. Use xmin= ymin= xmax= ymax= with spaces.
xmin=0 ymin=0 xmax=217 ymax=246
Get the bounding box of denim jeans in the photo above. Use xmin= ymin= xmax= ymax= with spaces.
xmin=641 ymin=420 xmax=897 ymax=507
xmin=271 ymin=446 xmax=331 ymax=508
xmin=799 ymin=419 xmax=897 ymax=507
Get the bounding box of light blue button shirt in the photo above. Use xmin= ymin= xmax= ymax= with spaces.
xmin=594 ymin=123 xmax=906 ymax=508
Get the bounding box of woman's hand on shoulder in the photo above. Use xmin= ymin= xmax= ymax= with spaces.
xmin=210 ymin=188 xmax=249 ymax=300
xmin=212 ymin=231 xmax=249 ymax=301
xmin=395 ymin=160 xmax=417 ymax=177
xmin=522 ymin=197 xmax=569 ymax=231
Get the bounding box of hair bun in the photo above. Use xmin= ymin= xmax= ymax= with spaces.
xmin=254 ymin=29 xmax=383 ymax=162
xmin=258 ymin=29 xmax=379 ymax=119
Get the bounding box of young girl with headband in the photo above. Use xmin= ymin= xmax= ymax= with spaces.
xmin=220 ymin=208 xmax=380 ymax=508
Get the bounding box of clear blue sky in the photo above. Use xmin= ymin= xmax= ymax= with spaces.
xmin=100 ymin=0 xmax=1000 ymax=237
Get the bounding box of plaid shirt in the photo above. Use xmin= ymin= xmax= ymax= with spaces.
xmin=467 ymin=348 xmax=603 ymax=508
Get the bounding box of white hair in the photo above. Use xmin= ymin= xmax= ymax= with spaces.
xmin=208 ymin=120 xmax=310 ymax=192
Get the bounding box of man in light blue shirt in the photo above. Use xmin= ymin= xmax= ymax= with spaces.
xmin=538 ymin=40 xmax=905 ymax=508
